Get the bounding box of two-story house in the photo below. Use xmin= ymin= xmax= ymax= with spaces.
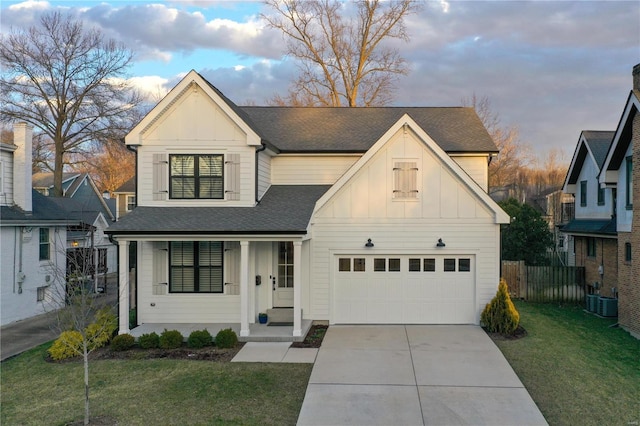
xmin=106 ymin=71 xmax=510 ymax=340
xmin=113 ymin=177 xmax=136 ymax=220
xmin=562 ymin=131 xmax=618 ymax=295
xmin=598 ymin=64 xmax=640 ymax=338
xmin=0 ymin=124 xmax=82 ymax=325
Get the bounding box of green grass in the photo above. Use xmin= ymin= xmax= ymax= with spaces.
xmin=493 ymin=301 xmax=640 ymax=426
xmin=1 ymin=343 xmax=312 ymax=425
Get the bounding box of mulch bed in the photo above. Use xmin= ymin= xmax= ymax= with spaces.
xmin=291 ymin=324 xmax=328 ymax=348
xmin=484 ymin=325 xmax=528 ymax=341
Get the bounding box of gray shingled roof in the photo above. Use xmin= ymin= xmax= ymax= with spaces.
xmin=106 ymin=185 xmax=330 ymax=235
xmin=32 ymin=172 xmax=80 ymax=188
xmin=239 ymin=107 xmax=496 ymax=153
xmin=0 ymin=190 xmax=86 ymax=224
xmin=582 ymin=131 xmax=615 ymax=169
xmin=113 ymin=177 xmax=135 ymax=193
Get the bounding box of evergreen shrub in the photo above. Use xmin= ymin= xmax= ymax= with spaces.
xmin=481 ymin=278 xmax=520 ymax=335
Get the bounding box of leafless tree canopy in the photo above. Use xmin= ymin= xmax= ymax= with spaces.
xmin=263 ymin=0 xmax=419 ymax=107
xmin=0 ymin=12 xmax=143 ymax=196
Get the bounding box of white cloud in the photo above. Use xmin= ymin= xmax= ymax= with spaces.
xmin=128 ymin=75 xmax=171 ymax=102
xmin=8 ymin=0 xmax=49 ymax=11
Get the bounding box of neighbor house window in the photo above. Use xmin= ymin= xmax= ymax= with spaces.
xmin=169 ymin=241 xmax=223 ymax=293
xmin=580 ymin=181 xmax=587 ymax=207
xmin=597 ymin=186 xmax=605 ymax=205
xmin=587 ymin=238 xmax=596 ymax=257
xmin=170 ymin=154 xmax=223 ymax=199
xmin=126 ymin=195 xmax=136 ymax=211
xmin=393 ymin=161 xmax=418 ymax=199
xmin=39 ymin=228 xmax=50 ymax=261
xmin=625 ymin=243 xmax=632 ymax=262
xmin=626 ymin=156 xmax=633 ymax=209
xmin=37 ymin=286 xmax=46 ymax=302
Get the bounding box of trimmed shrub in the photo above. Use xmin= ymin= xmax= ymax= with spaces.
xmin=187 ymin=329 xmax=212 ymax=349
xmin=111 ymin=334 xmax=135 ymax=351
xmin=138 ymin=332 xmax=160 ymax=349
xmin=159 ymin=329 xmax=183 ymax=349
xmin=215 ymin=328 xmax=238 ymax=349
xmin=48 ymin=330 xmax=84 ymax=360
xmin=481 ymin=278 xmax=520 ymax=335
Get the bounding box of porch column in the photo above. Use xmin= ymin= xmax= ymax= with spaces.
xmin=240 ymin=240 xmax=250 ymax=337
xmin=117 ymin=239 xmax=130 ymax=334
xmin=293 ymin=241 xmax=302 ymax=337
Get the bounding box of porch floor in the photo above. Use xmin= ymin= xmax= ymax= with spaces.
xmin=129 ymin=319 xmax=313 ymax=342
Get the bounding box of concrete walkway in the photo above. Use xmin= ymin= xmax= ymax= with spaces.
xmin=1 ymin=311 xmax=59 ymax=361
xmin=297 ymin=325 xmax=547 ymax=426
xmin=231 ymin=342 xmax=318 ymax=363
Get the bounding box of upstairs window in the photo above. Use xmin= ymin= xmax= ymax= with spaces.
xmin=597 ymin=186 xmax=605 ymax=206
xmin=580 ymin=181 xmax=587 ymax=207
xmin=625 ymin=242 xmax=632 ymax=262
xmin=126 ymin=195 xmax=136 ymax=212
xmin=626 ymin=156 xmax=633 ymax=209
xmin=587 ymin=237 xmax=596 ymax=257
xmin=393 ymin=161 xmax=418 ymax=199
xmin=170 ymin=154 xmax=223 ymax=199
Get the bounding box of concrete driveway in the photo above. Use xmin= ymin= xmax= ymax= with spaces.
xmin=297 ymin=325 xmax=547 ymax=426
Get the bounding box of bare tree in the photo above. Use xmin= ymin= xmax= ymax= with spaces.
xmin=263 ymin=0 xmax=419 ymax=107
xmin=0 ymin=11 xmax=143 ymax=196
xmin=45 ymin=228 xmax=118 ymax=425
xmin=462 ymin=95 xmax=532 ymax=195
xmin=74 ymin=140 xmax=135 ymax=194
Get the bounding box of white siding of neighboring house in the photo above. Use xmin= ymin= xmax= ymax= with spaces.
xmin=308 ymin=127 xmax=501 ymax=323
xmin=271 ymin=155 xmax=359 ymax=185
xmin=0 ymin=149 xmax=13 ymax=206
xmin=617 ymin=142 xmax=634 ymax=232
xmin=451 ymin=155 xmax=490 ymax=192
xmin=1 ymin=226 xmax=67 ymax=326
xmin=574 ymin=155 xmax=612 ymax=219
xmin=135 ymin=84 xmax=256 ymax=207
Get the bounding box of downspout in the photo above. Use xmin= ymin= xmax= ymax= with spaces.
xmin=125 ymin=142 xmax=138 ymax=329
xmin=255 ymin=142 xmax=267 ymax=204
xmin=126 ymin=143 xmax=138 ymax=210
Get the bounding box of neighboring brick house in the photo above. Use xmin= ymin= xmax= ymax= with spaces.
xmin=562 ymin=131 xmax=618 ymax=295
xmin=599 ymin=64 xmax=640 ymax=338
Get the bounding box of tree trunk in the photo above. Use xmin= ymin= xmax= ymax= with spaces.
xmin=53 ymin=138 xmax=64 ymax=197
xmin=84 ymin=343 xmax=90 ymax=425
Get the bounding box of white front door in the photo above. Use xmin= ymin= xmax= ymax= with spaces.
xmin=273 ymin=242 xmax=294 ymax=307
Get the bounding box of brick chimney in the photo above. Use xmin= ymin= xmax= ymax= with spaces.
xmin=634 ymin=63 xmax=640 ymax=91
xmin=12 ymin=122 xmax=33 ymax=212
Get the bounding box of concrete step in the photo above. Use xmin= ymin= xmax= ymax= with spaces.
xmin=266 ymin=308 xmax=293 ymax=323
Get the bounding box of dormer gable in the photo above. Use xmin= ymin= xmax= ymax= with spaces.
xmin=126 ymin=70 xmax=261 ymax=147
xmin=563 ymin=130 xmax=614 ymax=194
xmin=600 ymin=91 xmax=640 ymax=184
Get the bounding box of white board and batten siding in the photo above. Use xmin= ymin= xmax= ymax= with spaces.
xmin=307 ymin=127 xmax=502 ymax=325
xmin=136 ymin=241 xmax=241 ymax=324
xmin=451 ymin=155 xmax=490 ymax=192
xmin=134 ymin=83 xmax=257 ymax=207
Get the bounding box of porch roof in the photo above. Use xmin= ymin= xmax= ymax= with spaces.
xmin=561 ymin=218 xmax=617 ymax=236
xmin=105 ymin=185 xmax=330 ymax=236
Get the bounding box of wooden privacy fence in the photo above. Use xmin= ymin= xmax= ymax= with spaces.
xmin=502 ymin=260 xmax=586 ymax=303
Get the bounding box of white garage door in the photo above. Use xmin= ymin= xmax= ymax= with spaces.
xmin=333 ymin=255 xmax=475 ymax=324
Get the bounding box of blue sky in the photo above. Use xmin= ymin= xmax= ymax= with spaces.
xmin=2 ymin=0 xmax=639 ymax=162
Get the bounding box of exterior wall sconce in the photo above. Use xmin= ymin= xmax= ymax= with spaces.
xmin=436 ymin=238 xmax=446 ymax=247
xmin=72 ymin=240 xmax=79 ymax=247
xmin=365 ymin=238 xmax=374 ymax=248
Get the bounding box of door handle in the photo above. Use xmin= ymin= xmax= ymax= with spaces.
xmin=272 ymin=276 xmax=276 ymax=291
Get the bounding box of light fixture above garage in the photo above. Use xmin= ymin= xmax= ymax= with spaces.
xmin=436 ymin=238 xmax=446 ymax=247
xmin=365 ymin=238 xmax=374 ymax=248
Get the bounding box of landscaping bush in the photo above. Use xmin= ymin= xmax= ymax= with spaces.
xmin=138 ymin=332 xmax=160 ymax=349
xmin=48 ymin=330 xmax=84 ymax=360
xmin=85 ymin=307 xmax=118 ymax=348
xmin=159 ymin=329 xmax=183 ymax=349
xmin=481 ymin=278 xmax=520 ymax=335
xmin=187 ymin=329 xmax=212 ymax=349
xmin=215 ymin=328 xmax=238 ymax=349
xmin=111 ymin=334 xmax=135 ymax=351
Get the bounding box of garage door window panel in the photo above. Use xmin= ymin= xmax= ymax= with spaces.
xmin=424 ymin=258 xmax=436 ymax=272
xmin=338 ymin=258 xmax=351 ymax=272
xmin=409 ymin=258 xmax=421 ymax=271
xmin=389 ymin=258 xmax=400 ymax=272
xmin=444 ymin=258 xmax=456 ymax=272
xmin=374 ymin=258 xmax=386 ymax=271
xmin=354 ymin=258 xmax=365 ymax=271
xmin=459 ymin=258 xmax=471 ymax=272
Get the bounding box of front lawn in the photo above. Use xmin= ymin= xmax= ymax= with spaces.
xmin=493 ymin=301 xmax=640 ymax=426
xmin=1 ymin=343 xmax=312 ymax=425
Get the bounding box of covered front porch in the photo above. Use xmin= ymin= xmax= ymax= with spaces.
xmin=128 ymin=319 xmax=314 ymax=342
